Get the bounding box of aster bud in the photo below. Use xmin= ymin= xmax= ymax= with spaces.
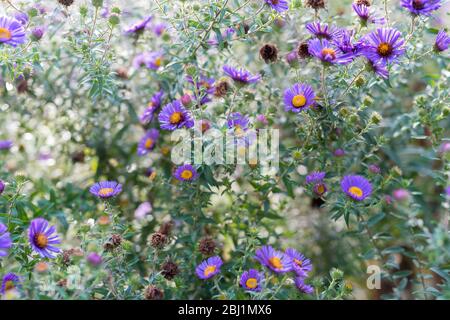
xmin=58 ymin=0 xmax=74 ymax=7
xmin=144 ymin=285 xmax=164 ymax=300
xmin=297 ymin=42 xmax=311 ymax=59
xmin=92 ymin=0 xmax=103 ymax=8
xmin=198 ymin=237 xmax=216 ymax=256
xmin=339 ymin=107 xmax=350 ymax=118
xmin=150 ymin=232 xmax=167 ymax=249
xmin=161 ymin=260 xmax=180 ymax=280
xmin=442 ymin=107 xmax=450 ymax=117
xmin=108 ymin=14 xmax=120 ymax=26
xmin=259 ymin=44 xmax=278 ymax=63
xmin=363 ymin=96 xmax=374 ymax=106
xmin=31 ymin=27 xmax=45 ymax=41
xmin=330 ymin=268 xmax=344 ymax=280
xmin=349 ymin=114 xmax=359 ymax=124
xmin=292 ymin=150 xmax=303 ymax=160
xmin=214 ymin=80 xmax=230 ymax=97
xmin=355 ymin=76 xmax=365 ymax=87
xmin=370 ymin=111 xmax=382 ymax=124
xmin=305 ymin=0 xmax=326 ymax=10
xmin=180 ymin=94 xmax=192 ymax=106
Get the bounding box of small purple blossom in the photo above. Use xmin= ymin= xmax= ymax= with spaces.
xmin=140 ymin=90 xmax=164 ymax=124
xmin=0 ymin=16 xmax=26 ymax=47
xmin=137 ymin=129 xmax=159 ymax=156
xmin=255 ymin=245 xmax=293 ymax=273
xmin=89 ymin=181 xmax=122 ymax=199
xmin=1 ymin=273 xmax=20 ymax=294
xmin=308 ymin=38 xmax=354 ymax=65
xmin=173 ymin=164 xmax=199 ymax=182
xmin=133 ymin=51 xmax=163 ymax=70
xmin=341 ymin=175 xmax=372 ymax=201
xmin=223 ymin=65 xmax=261 ymax=84
xmin=28 ymin=218 xmax=61 ymax=259
xmin=31 ymin=26 xmax=45 ymax=41
xmin=158 ymin=100 xmax=194 ymax=131
xmin=284 ymin=83 xmax=316 ymax=113
xmin=435 ymin=29 xmax=450 ymax=52
xmin=285 ymin=248 xmax=312 ymax=276
xmin=295 ymin=277 xmax=314 ymax=294
xmin=134 ymin=202 xmax=152 ymax=220
xmin=352 ymin=4 xmax=386 ymax=25
xmin=334 ymin=148 xmax=345 ymax=157
xmin=240 ymin=269 xmax=264 ymax=292
xmin=368 ymin=164 xmax=381 ymax=174
xmin=124 ymin=15 xmax=152 ymax=34
xmin=393 ymin=188 xmax=410 ymax=201
xmin=87 ymin=252 xmax=102 ymax=266
xmin=264 ymin=0 xmax=289 ymax=13
xmin=306 ymin=22 xmax=343 ymax=41
xmin=0 ymin=223 xmax=12 ymax=257
xmin=0 ymin=180 xmax=5 ymax=195
xmin=196 ymin=256 xmax=223 ymax=280
xmin=306 ymin=171 xmax=326 ymax=184
xmin=401 ymin=0 xmax=442 ymax=16
xmin=0 ymin=140 xmax=13 ymax=150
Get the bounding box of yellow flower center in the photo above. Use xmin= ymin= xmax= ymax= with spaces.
xmin=4 ymin=281 xmax=15 ymax=291
xmin=0 ymin=28 xmax=12 ymax=41
xmin=154 ymin=57 xmax=162 ymax=67
xmin=35 ymin=233 xmax=48 ymax=249
xmin=245 ymin=278 xmax=258 ymax=289
xmin=321 ymin=48 xmax=336 ymax=59
xmin=348 ymin=186 xmax=363 ymax=198
xmin=292 ymin=94 xmax=307 ymax=108
xmin=294 ymin=259 xmax=303 ymax=266
xmin=316 ymin=184 xmax=325 ymax=194
xmin=204 ymin=265 xmax=216 ymax=277
xmin=170 ymin=112 xmax=182 ymax=124
xmin=99 ymin=187 xmax=114 ymax=197
xmin=377 ymin=42 xmax=392 ymax=56
xmin=180 ymin=169 xmax=193 ymax=180
xmin=145 ymin=138 xmax=153 ymax=149
xmin=269 ymin=256 xmax=283 ymax=270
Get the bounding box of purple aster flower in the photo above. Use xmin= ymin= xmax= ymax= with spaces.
xmin=240 ymin=269 xmax=264 ymax=292
xmin=435 ymin=29 xmax=450 ymax=52
xmin=89 ymin=181 xmax=122 ymax=199
xmin=0 ymin=223 xmax=12 ymax=257
xmin=401 ymin=0 xmax=442 ymax=16
xmin=264 ymin=0 xmax=289 ymax=12
xmin=393 ymin=188 xmax=410 ymax=201
xmin=223 ymin=65 xmax=261 ymax=84
xmin=333 ymin=29 xmax=360 ymax=55
xmin=368 ymin=164 xmax=381 ymax=174
xmin=208 ymin=27 xmax=236 ymax=45
xmin=153 ymin=22 xmax=167 ymax=36
xmin=186 ymin=74 xmax=215 ymax=95
xmin=341 ymin=175 xmax=372 ymax=201
xmin=31 ymin=26 xmax=45 ymax=41
xmin=306 ymin=22 xmax=343 ymax=41
xmin=140 ymin=90 xmax=164 ymax=124
xmin=255 ymin=245 xmax=293 ymax=273
xmin=306 ymin=171 xmax=326 ymax=184
xmin=196 ymin=256 xmax=223 ymax=280
xmin=308 ymin=38 xmax=354 ymax=65
xmin=0 ymin=16 xmax=26 ymax=47
xmin=87 ymin=252 xmax=102 ymax=266
xmin=313 ymin=183 xmax=327 ymax=196
xmin=124 ymin=15 xmax=152 ymax=34
xmin=445 ymin=186 xmax=450 ymax=197
xmin=0 ymin=180 xmax=5 ymax=195
xmin=285 ymin=248 xmax=312 ymax=276
xmin=227 ymin=112 xmax=250 ymax=137
xmin=137 ymin=129 xmax=159 ymax=156
xmin=1 ymin=273 xmax=20 ymax=294
xmin=334 ymin=148 xmax=345 ymax=157
xmin=352 ymin=4 xmax=386 ymax=25
xmin=360 ymin=28 xmax=405 ymax=64
xmin=295 ymin=277 xmax=314 ymax=294
xmin=173 ymin=164 xmax=199 ymax=182
xmin=366 ymin=58 xmax=389 ymax=79
xmin=439 ymin=141 xmax=450 ymax=153
xmin=256 ymin=114 xmax=269 ymax=126
xmin=145 ymin=167 xmax=157 ymax=180
xmin=28 ymin=218 xmax=61 ymax=259
xmin=134 ymin=201 xmax=152 ymax=220
xmin=0 ymin=140 xmax=13 ymax=150
xmin=14 ymin=12 xmax=28 ymax=25
xmin=133 ymin=51 xmax=163 ymax=70
xmin=283 ymin=83 xmax=316 ymax=113
xmin=158 ymin=100 xmax=194 ymax=131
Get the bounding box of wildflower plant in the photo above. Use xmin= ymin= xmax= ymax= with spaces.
xmin=0 ymin=0 xmax=449 ymax=301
